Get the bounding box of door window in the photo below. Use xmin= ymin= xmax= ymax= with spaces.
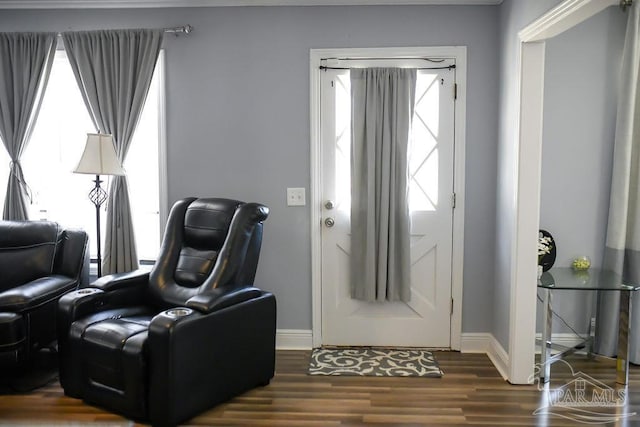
xmin=332 ymin=69 xmax=444 ymax=215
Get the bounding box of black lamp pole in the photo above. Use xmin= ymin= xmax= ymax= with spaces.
xmin=88 ymin=174 xmax=108 ymax=277
xmin=75 ymin=133 xmax=124 ymax=277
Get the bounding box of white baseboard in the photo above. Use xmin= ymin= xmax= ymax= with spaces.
xmin=276 ymin=329 xmax=313 ymax=350
xmin=487 ymin=334 xmax=510 ymax=380
xmin=459 ymin=332 xmax=493 ymax=353
xmin=460 ymin=333 xmax=509 ymax=380
xmin=459 ymin=332 xmax=587 ymax=381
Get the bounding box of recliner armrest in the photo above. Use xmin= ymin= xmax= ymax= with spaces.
xmin=58 ymin=270 xmax=149 ymax=327
xmin=185 ymin=286 xmax=262 ymax=314
xmin=58 ymin=287 xmax=106 ymax=323
xmin=147 ymin=291 xmax=276 ymax=425
xmin=91 ymin=269 xmax=150 ymax=292
xmin=0 ymin=275 xmax=78 ymax=312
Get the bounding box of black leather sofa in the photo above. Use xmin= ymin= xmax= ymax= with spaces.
xmin=0 ymin=220 xmax=88 ymax=369
xmin=57 ymin=197 xmax=276 ymax=427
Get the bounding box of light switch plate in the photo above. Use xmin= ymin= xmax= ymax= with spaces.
xmin=287 ymin=187 xmax=306 ymax=206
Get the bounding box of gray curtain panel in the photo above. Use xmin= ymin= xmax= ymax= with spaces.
xmin=595 ymin=3 xmax=640 ymax=363
xmin=350 ymin=68 xmax=416 ymax=302
xmin=0 ymin=32 xmax=56 ymax=220
xmin=62 ymin=29 xmax=163 ymax=275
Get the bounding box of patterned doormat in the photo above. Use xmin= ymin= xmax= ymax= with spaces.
xmin=308 ymin=347 xmax=443 ymax=377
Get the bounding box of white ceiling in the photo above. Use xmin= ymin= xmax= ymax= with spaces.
xmin=0 ymin=0 xmax=502 ymax=9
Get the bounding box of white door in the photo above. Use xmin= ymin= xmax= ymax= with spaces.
xmin=320 ymin=60 xmax=456 ymax=347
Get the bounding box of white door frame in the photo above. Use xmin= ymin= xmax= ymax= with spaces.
xmin=509 ymin=0 xmax=619 ymax=384
xmin=309 ymin=46 xmax=467 ymax=349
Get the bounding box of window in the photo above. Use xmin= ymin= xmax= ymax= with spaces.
xmin=332 ymin=69 xmax=442 ymax=213
xmin=0 ymin=50 xmax=164 ymax=261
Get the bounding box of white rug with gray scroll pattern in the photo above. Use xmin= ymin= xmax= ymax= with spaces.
xmin=308 ymin=347 xmax=443 ymax=377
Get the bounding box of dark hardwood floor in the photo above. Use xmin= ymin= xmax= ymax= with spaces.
xmin=1 ymin=350 xmax=639 ymax=426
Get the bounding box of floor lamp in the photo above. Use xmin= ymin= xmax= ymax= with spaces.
xmin=74 ymin=133 xmax=125 ymax=277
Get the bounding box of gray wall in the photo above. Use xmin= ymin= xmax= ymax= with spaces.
xmin=495 ymin=0 xmax=563 ymax=350
xmin=0 ymin=5 xmax=500 ymax=332
xmin=537 ymin=7 xmax=627 ymax=334
xmin=497 ymin=0 xmax=627 ymax=349
xmin=541 ymin=7 xmax=625 ymax=272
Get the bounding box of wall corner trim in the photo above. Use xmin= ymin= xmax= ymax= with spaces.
xmin=460 ymin=333 xmax=509 ymax=380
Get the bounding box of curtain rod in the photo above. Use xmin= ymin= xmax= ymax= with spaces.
xmin=621 ymin=0 xmax=632 ymax=11
xmin=319 ymin=57 xmax=455 ymax=71
xmin=164 ymin=25 xmax=194 ymax=35
xmin=321 ymin=57 xmax=450 ymax=62
xmin=55 ymin=24 xmax=193 ymax=37
xmin=320 ymin=65 xmax=456 ymax=71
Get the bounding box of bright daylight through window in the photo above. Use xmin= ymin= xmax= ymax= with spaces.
xmin=334 ymin=70 xmax=440 ymax=213
xmin=0 ymin=50 xmax=162 ymax=262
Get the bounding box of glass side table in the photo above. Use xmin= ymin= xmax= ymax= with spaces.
xmin=537 ymin=267 xmax=640 ymax=385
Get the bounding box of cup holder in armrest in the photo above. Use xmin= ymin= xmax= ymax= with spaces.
xmin=165 ymin=308 xmax=193 ymax=318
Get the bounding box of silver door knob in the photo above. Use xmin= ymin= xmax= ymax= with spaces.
xmin=324 ymin=217 xmax=335 ymax=227
xmin=325 ymin=200 xmax=335 ymax=210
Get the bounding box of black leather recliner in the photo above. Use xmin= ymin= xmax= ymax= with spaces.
xmin=0 ymin=221 xmax=88 ymax=369
xmin=57 ymin=197 xmax=276 ymax=426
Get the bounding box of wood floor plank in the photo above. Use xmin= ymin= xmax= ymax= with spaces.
xmin=1 ymin=350 xmax=639 ymax=426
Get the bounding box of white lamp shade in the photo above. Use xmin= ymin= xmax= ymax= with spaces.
xmin=74 ymin=133 xmax=125 ymax=176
